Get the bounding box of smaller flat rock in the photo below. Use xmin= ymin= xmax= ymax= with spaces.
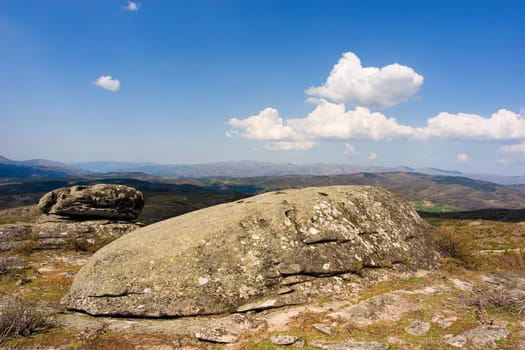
xmin=444 ymin=326 xmax=510 ymax=349
xmin=444 ymin=334 xmax=467 ymax=348
xmin=432 ymin=311 xmax=457 ymax=329
xmin=195 ymin=327 xmax=238 ymax=344
xmin=313 ymin=323 xmax=334 ymax=335
xmin=270 ymin=334 xmax=300 ymax=345
xmin=310 ymin=340 xmax=388 ymax=350
xmin=463 ymin=326 xmax=510 ymax=349
xmin=327 ymin=293 xmax=418 ymax=327
xmin=405 ymin=320 xmax=431 ymax=336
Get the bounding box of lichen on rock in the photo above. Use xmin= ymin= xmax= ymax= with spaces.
xmin=62 ymin=185 xmax=439 ymax=317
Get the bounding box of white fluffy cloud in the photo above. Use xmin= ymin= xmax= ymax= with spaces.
xmin=306 ymin=52 xmax=423 ymax=108
xmin=227 ymin=102 xmax=525 ymax=148
xmin=456 ymin=153 xmax=469 ymax=163
xmin=94 ymin=75 xmax=120 ymax=92
xmin=344 ymin=143 xmax=357 ymax=155
xmin=368 ymin=152 xmax=378 ymax=161
xmin=125 ymin=1 xmax=139 ymax=11
xmin=420 ymin=109 xmax=525 ymax=140
xmin=500 ymin=141 xmax=525 ymax=155
xmin=228 ymin=108 xmax=297 ymax=140
xmin=226 ymin=51 xmax=525 ymax=153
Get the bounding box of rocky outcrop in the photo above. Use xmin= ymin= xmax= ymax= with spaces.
xmin=0 ymin=218 xmax=141 ymax=252
xmin=62 ymin=185 xmax=438 ymax=317
xmin=0 ymin=184 xmax=144 ymax=252
xmin=38 ymin=184 xmax=144 ymax=220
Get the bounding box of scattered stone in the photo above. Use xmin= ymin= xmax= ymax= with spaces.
xmin=38 ymin=184 xmax=144 ymax=220
xmin=450 ymin=278 xmax=474 ymax=292
xmin=313 ymin=323 xmax=334 ymax=335
xmin=462 ymin=326 xmax=510 ymax=349
xmin=310 ymin=340 xmax=388 ymax=350
xmin=15 ymin=278 xmax=31 ymax=286
xmin=405 ymin=320 xmax=431 ymax=336
xmin=444 ymin=333 xmax=467 ymax=348
xmin=63 ymin=186 xmax=438 ymax=317
xmin=195 ymin=328 xmax=239 ymax=343
xmin=270 ymin=334 xmax=300 ymax=345
xmin=327 ymin=293 xmax=419 ymax=326
xmin=38 ymin=266 xmax=57 ymax=273
xmin=432 ymin=311 xmax=457 ymax=329
xmin=444 ymin=326 xmax=510 ymax=349
xmin=396 ymin=285 xmax=448 ymax=295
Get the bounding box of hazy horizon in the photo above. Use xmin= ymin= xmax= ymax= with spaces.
xmin=1 ymin=1 xmax=524 ymax=176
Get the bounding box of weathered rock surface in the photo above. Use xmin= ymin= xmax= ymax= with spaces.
xmin=444 ymin=326 xmax=510 ymax=348
xmin=62 ymin=185 xmax=438 ymax=317
xmin=405 ymin=320 xmax=431 ymax=336
xmin=38 ymin=184 xmax=144 ymax=220
xmin=327 ymin=293 xmax=419 ymax=326
xmin=0 ymin=218 xmax=140 ymax=251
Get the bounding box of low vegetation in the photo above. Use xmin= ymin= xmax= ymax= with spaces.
xmin=462 ymin=289 xmax=525 ymax=316
xmin=433 ymin=226 xmax=479 ymax=268
xmin=0 ymin=297 xmax=54 ymax=344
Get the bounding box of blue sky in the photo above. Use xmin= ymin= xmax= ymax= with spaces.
xmin=1 ymin=0 xmax=524 ymax=175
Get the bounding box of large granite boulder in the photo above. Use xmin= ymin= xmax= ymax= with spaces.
xmin=62 ymin=186 xmax=438 ymax=317
xmin=38 ymin=184 xmax=144 ymax=221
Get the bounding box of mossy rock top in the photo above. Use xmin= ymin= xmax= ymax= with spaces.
xmin=62 ymin=185 xmax=437 ymax=317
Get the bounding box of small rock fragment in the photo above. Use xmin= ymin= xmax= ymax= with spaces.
xmin=432 ymin=312 xmax=457 ymax=329
xmin=15 ymin=278 xmax=31 ymax=286
xmin=327 ymin=293 xmax=419 ymax=326
xmin=463 ymin=326 xmax=510 ymax=348
xmin=313 ymin=323 xmax=334 ymax=335
xmin=405 ymin=320 xmax=431 ymax=336
xmin=270 ymin=334 xmax=300 ymax=346
xmin=443 ymin=334 xmax=467 ymax=348
xmin=444 ymin=326 xmax=509 ymax=349
xmin=195 ymin=327 xmax=238 ymax=343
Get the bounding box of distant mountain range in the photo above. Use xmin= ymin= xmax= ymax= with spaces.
xmin=1 ymin=155 xmax=524 ymax=185
xmin=0 ymin=156 xmax=85 ymax=178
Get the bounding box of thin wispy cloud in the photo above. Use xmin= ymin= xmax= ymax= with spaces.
xmin=94 ymin=75 xmax=120 ymax=92
xmin=500 ymin=141 xmax=525 ymax=155
xmin=344 ymin=143 xmax=357 ymax=155
xmin=124 ymin=1 xmax=139 ymax=11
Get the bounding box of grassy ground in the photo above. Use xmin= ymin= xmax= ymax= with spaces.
xmin=1 ymin=218 xmax=524 ymax=349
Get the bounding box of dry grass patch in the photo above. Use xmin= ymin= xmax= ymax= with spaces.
xmin=0 ymin=297 xmax=54 ymax=344
xmin=433 ymin=226 xmax=479 ymax=269
xmin=497 ymin=251 xmax=525 ymax=272
xmin=461 ymin=289 xmax=525 ymax=317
